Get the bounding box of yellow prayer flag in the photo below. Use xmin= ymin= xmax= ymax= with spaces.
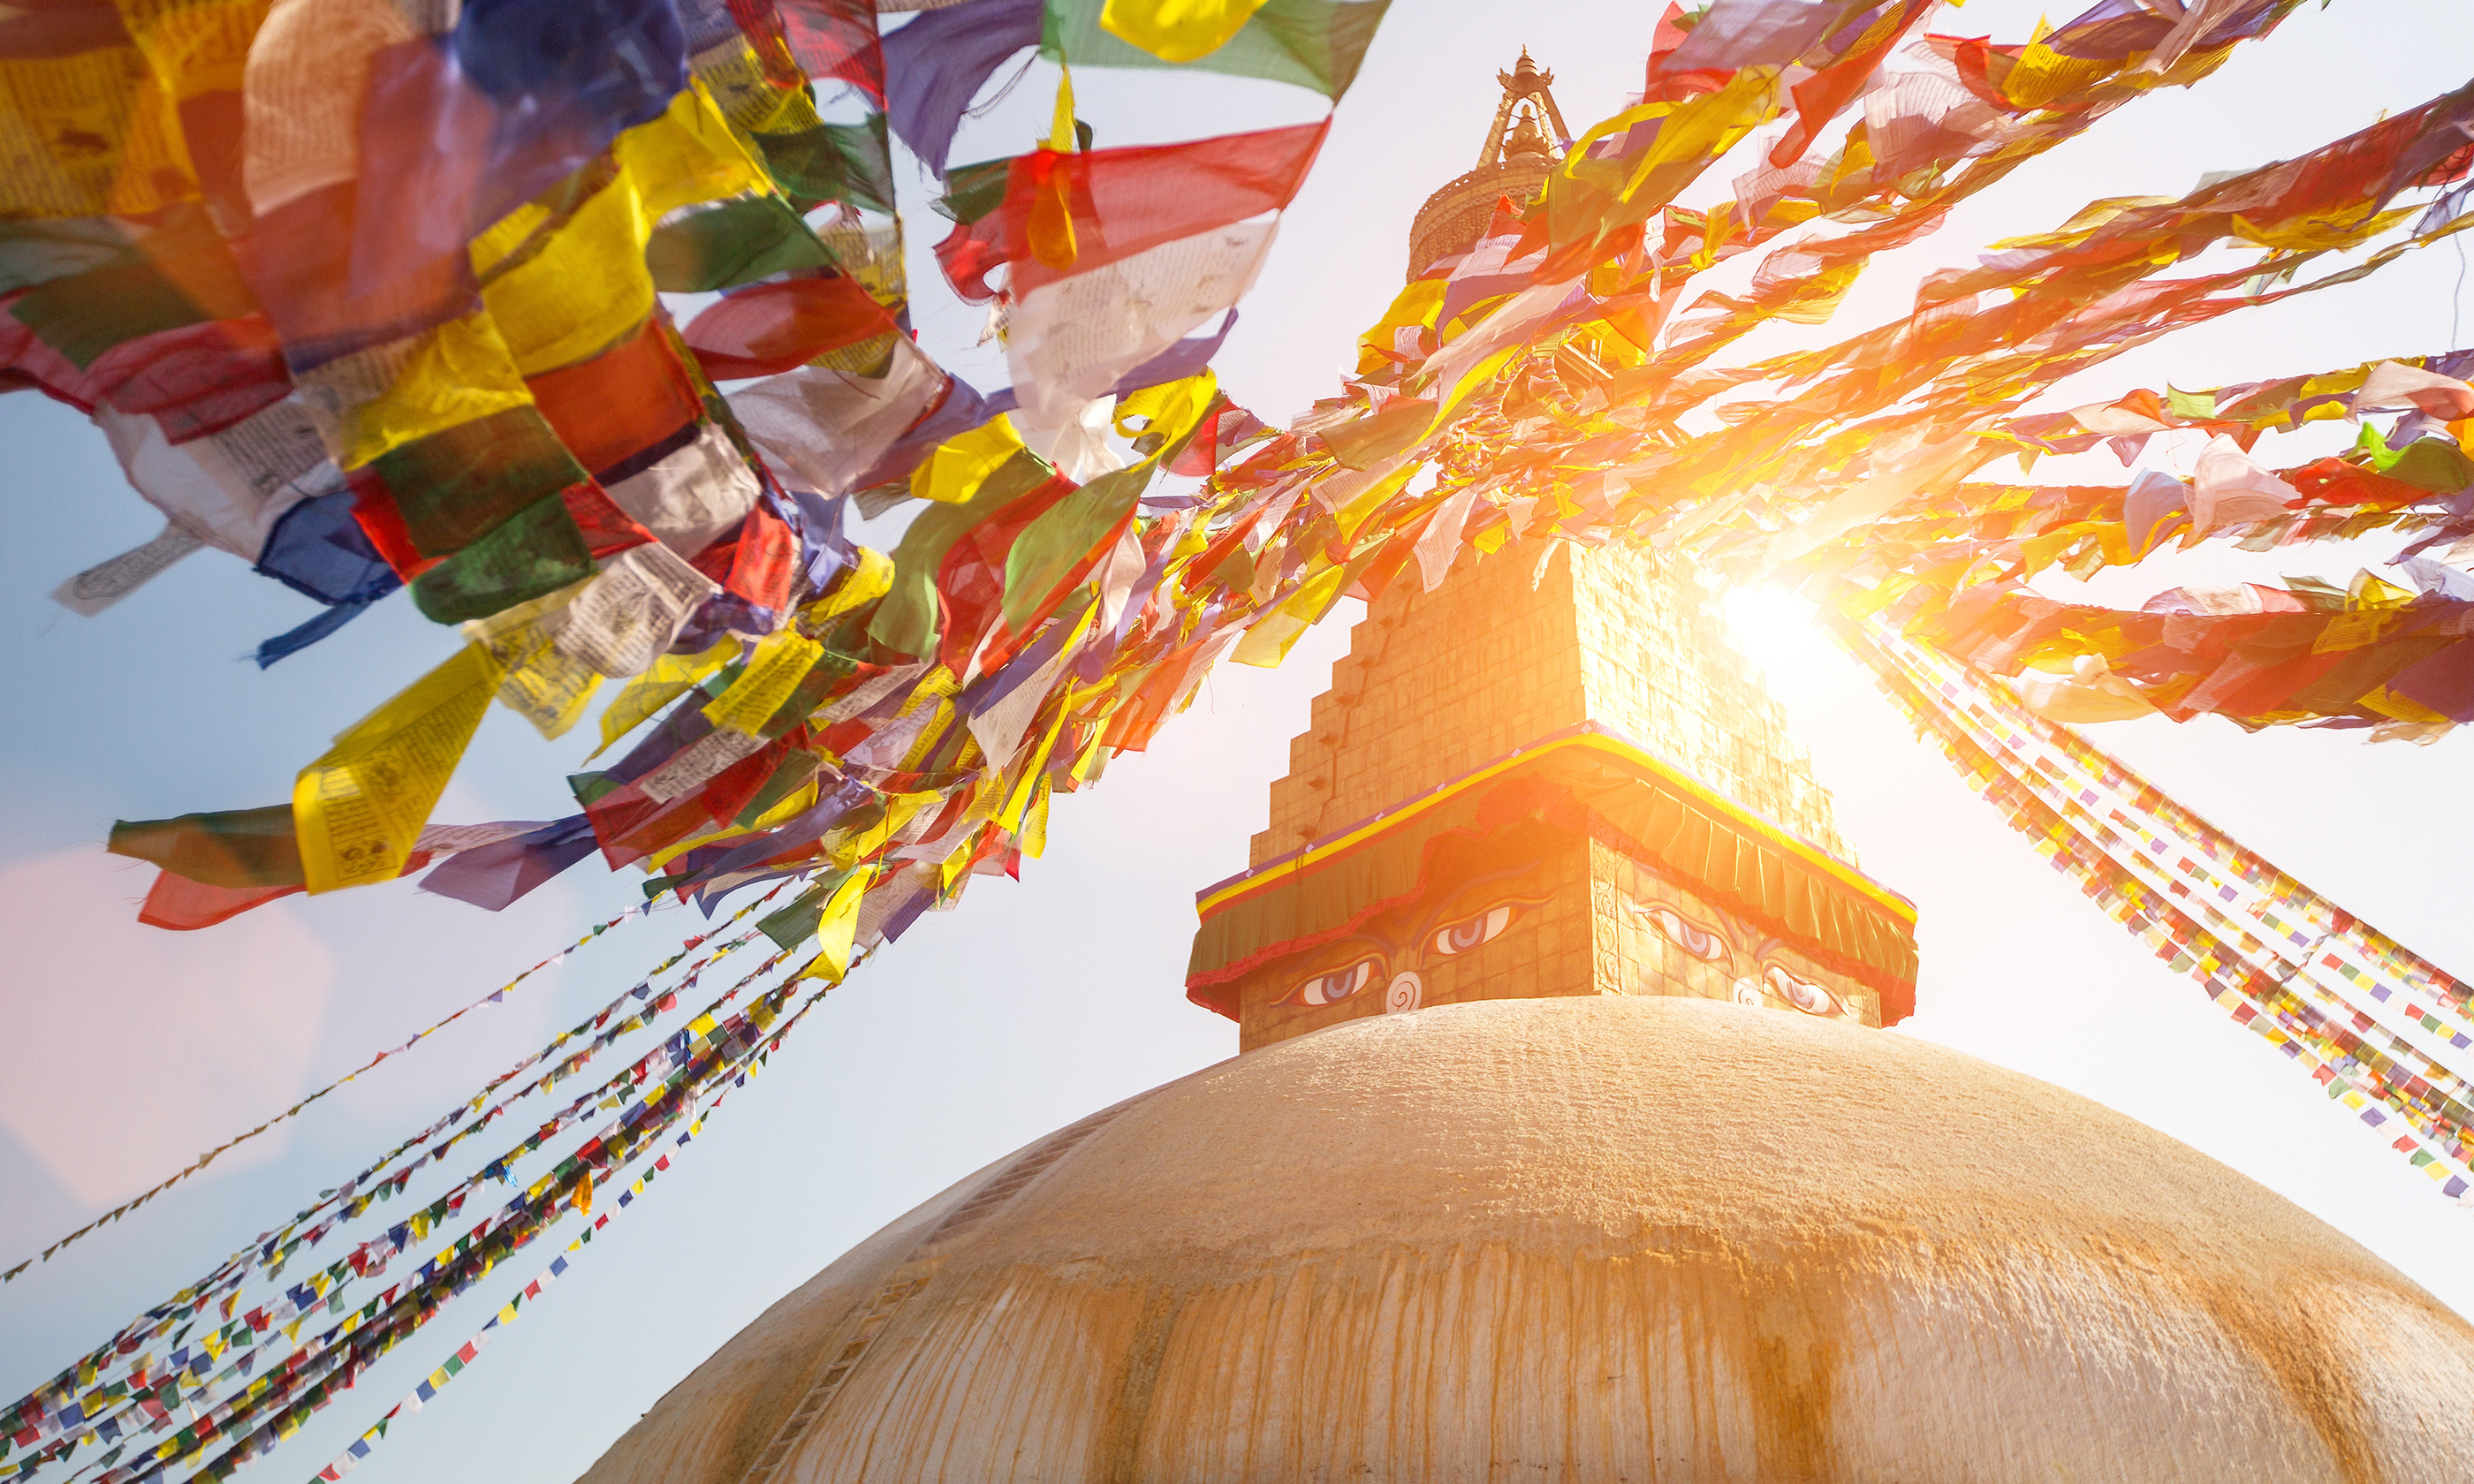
xmin=1114 ymin=370 xmax=1217 ymax=443
xmin=1329 ymin=457 xmax=1422 ymax=542
xmin=119 ymin=0 xmax=270 ymax=102
xmin=914 ymin=414 xmax=1028 ymax=504
xmin=2348 ymin=569 xmax=2415 ymax=610
xmin=480 ymin=82 xmax=765 ymax=375
xmin=2232 ymin=202 xmax=2417 ymax=254
xmin=462 ymin=579 xmax=603 ymax=739
xmin=1433 ymin=340 xmax=1529 ymax=426
xmin=2312 ymin=610 xmax=2394 ymax=655
xmin=593 ymin=641 xmax=734 ymax=758
xmin=1018 ymin=71 xmax=1085 ymax=269
xmin=479 ymin=177 xmax=660 ymax=375
xmin=702 ymin=628 xmax=823 ymax=733
xmin=294 ymin=645 xmax=502 ymax=894
xmin=1017 ymin=776 xmax=1053 ymax=859
xmin=1614 ymin=68 xmax=1776 ymax=207
xmin=330 ymin=313 xmax=535 ymax=471
xmin=995 ymin=712 xmax=1068 ymax=837
xmin=825 ymin=789 xmax=937 ymax=867
xmin=1231 ymin=605 xmax=1312 ymax=668
xmin=1356 ymin=279 xmax=1446 ymax=374
xmin=0 ymin=46 xmax=188 ymax=219
xmin=694 ymin=36 xmax=825 ymax=136
xmin=794 ymin=868 xmax=873 ymax=984
xmin=1098 ymin=0 xmax=1268 ymax=63
xmin=749 ymin=776 xmax=818 ymax=829
xmin=800 ymin=547 xmax=893 ymax=626
xmin=1048 ymin=63 xmax=1078 ymax=152
xmin=2003 ymin=22 xmax=2118 ymax=110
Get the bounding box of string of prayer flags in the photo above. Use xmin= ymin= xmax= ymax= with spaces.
xmin=300 ymin=959 xmax=841 ymax=1481
xmin=0 ymin=886 xmax=803 ymax=1477
xmin=3 ymin=935 xmax=831 ymax=1484
xmin=0 ymin=897 xmax=682 ymax=1285
xmin=1841 ymin=616 xmax=2474 ymax=1201
xmin=3 ymin=0 xmax=1383 ymax=977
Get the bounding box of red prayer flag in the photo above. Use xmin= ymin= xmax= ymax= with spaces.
xmin=139 ymin=874 xmax=303 ymax=931
xmin=681 ymin=277 xmax=894 ymax=381
xmin=998 ymin=122 xmax=1330 ymax=299
xmin=527 ymin=318 xmax=706 ymax=479
xmin=138 ymin=852 xmax=432 ymax=929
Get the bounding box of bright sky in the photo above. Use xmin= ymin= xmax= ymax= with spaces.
xmin=5 ymin=4 xmax=2474 ymax=1480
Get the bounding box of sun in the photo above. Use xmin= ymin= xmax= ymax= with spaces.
xmin=1720 ymin=581 xmax=1843 ymax=703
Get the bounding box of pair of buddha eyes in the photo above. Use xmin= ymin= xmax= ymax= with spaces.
xmin=1635 ymin=903 xmax=1844 ymax=1017
xmin=1286 ymin=904 xmax=1519 ymax=1008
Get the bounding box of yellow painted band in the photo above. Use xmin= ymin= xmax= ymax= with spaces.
xmin=1194 ymin=727 xmax=1915 ymax=926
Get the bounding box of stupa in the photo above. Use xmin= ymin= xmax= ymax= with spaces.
xmin=576 ymin=57 xmax=2474 ymax=1484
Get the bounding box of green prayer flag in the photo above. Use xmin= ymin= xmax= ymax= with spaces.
xmin=11 ymin=257 xmax=213 ymax=369
xmin=2164 ymin=384 xmax=2216 ymax=420
xmin=647 ymin=196 xmax=835 ymax=292
xmin=1317 ymin=395 xmax=1436 ymax=470
xmin=757 ymin=117 xmax=897 ymax=216
xmin=2380 ymin=438 xmax=2474 ymax=495
xmin=410 ymin=495 xmax=596 ymax=623
xmin=937 ymin=158 xmax=1013 ymax=225
xmin=869 ymin=448 xmax=1059 ymax=659
xmin=756 ymin=876 xmax=843 ymax=950
xmin=108 ymin=805 xmax=303 ymax=888
xmin=4 ymin=207 xmax=247 ymax=367
xmin=0 ymin=215 xmax=145 ymax=296
xmin=375 ymin=407 xmax=589 ymax=558
xmin=1002 ymin=465 xmax=1145 ymax=632
xmin=1041 ymin=0 xmax=1390 ymax=100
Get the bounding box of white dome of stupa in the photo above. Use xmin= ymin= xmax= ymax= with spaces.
xmin=579 ymin=996 xmax=2474 ymax=1482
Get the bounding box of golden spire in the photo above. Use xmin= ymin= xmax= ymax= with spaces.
xmin=1476 ymin=48 xmax=1572 ymax=169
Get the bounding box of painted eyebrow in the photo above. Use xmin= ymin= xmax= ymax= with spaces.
xmin=1279 ymin=943 xmax=1392 ymax=991
xmin=1412 ymin=862 xmax=1557 ymax=931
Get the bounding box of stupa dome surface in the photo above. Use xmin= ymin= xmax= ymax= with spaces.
xmin=581 ymin=997 xmax=2474 ymax=1482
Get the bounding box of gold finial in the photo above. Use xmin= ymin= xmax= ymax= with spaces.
xmin=1478 ymin=49 xmax=1571 ymax=168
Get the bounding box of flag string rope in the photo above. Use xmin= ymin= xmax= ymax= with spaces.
xmin=1856 ymin=618 xmax=2474 ymax=1080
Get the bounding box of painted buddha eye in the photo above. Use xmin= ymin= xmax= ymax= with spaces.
xmin=1638 ymin=904 xmax=1727 ymax=963
xmin=1286 ymin=958 xmax=1380 ymax=1007
xmin=1765 ymin=965 xmax=1840 ymax=1017
xmin=1430 ymin=905 xmax=1514 ymax=958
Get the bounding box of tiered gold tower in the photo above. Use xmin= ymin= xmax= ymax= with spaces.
xmin=1182 ymin=61 xmax=1906 ymax=1052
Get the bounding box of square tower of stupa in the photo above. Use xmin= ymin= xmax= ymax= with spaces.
xmin=1184 ymin=55 xmax=1916 ymax=1053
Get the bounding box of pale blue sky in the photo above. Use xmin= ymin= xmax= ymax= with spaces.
xmin=5 ymin=4 xmax=2474 ymax=1480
